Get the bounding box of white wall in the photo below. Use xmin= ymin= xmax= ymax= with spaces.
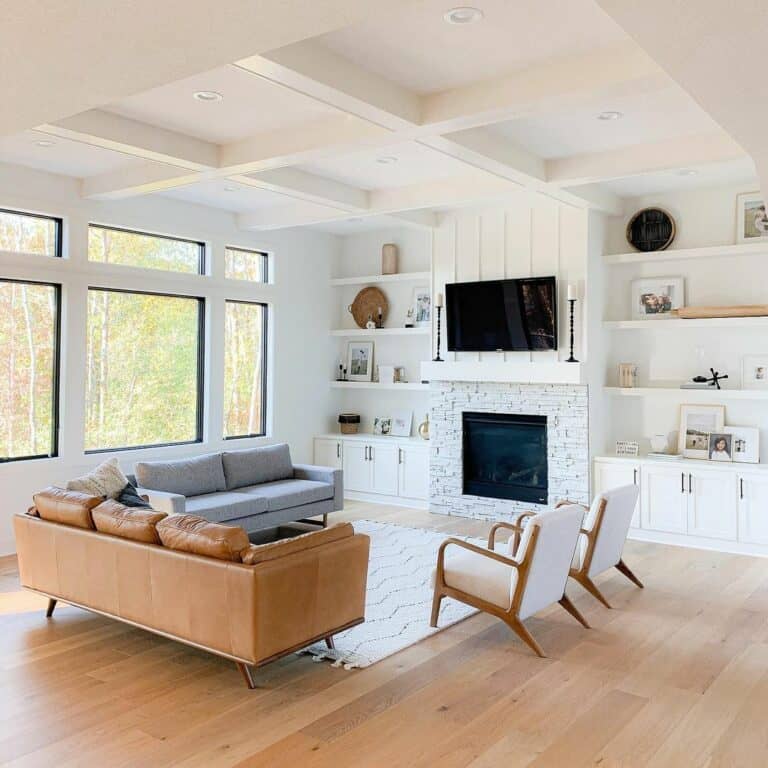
xmin=0 ymin=163 xmax=337 ymax=555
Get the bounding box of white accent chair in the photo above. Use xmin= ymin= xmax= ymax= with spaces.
xmin=563 ymin=484 xmax=643 ymax=608
xmin=430 ymin=504 xmax=589 ymax=657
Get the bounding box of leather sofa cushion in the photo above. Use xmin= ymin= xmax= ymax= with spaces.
xmin=185 ymin=491 xmax=267 ymax=523
xmin=238 ymin=479 xmax=333 ymax=511
xmin=157 ymin=514 xmax=250 ymax=562
xmin=92 ymin=499 xmax=167 ymax=544
xmin=32 ymin=487 xmax=103 ymax=529
xmin=242 ymin=522 xmax=354 ymax=564
xmin=222 ymin=443 xmax=293 ymax=490
xmin=135 ymin=453 xmax=227 ymax=497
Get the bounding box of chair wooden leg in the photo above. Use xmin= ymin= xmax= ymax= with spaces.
xmin=559 ymin=594 xmax=590 ymax=629
xmin=430 ymin=588 xmax=444 ymax=628
xmin=615 ymin=559 xmax=644 ymax=588
xmin=506 ymin=616 xmax=546 ymax=658
xmin=45 ymin=598 xmax=57 ymax=618
xmin=324 ymin=636 xmax=335 ymax=650
xmin=572 ymin=573 xmax=612 ymax=609
xmin=236 ymin=662 xmax=257 ymax=690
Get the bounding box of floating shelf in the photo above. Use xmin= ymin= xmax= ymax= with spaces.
xmin=330 ymin=381 xmax=429 ymax=391
xmin=330 ymin=327 xmax=431 ymax=337
xmin=603 ymin=242 xmax=768 ymax=265
xmin=604 ymin=386 xmax=768 ymax=401
xmin=330 ymin=271 xmax=431 ymax=287
xmin=604 ymin=316 xmax=768 ymax=330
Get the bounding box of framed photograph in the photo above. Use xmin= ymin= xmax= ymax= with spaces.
xmin=390 ymin=410 xmax=413 ymax=437
xmin=631 ymin=276 xmax=684 ymax=320
xmin=373 ymin=416 xmax=391 ymax=436
xmin=412 ymin=286 xmax=431 ymax=327
xmin=347 ymin=341 xmax=373 ymax=382
xmin=742 ymin=355 xmax=768 ymax=390
xmin=724 ymin=426 xmax=760 ymax=464
xmin=708 ymin=433 xmax=733 ymax=463
xmin=678 ymin=404 xmax=725 ymax=459
xmin=736 ymin=192 xmax=768 ymax=243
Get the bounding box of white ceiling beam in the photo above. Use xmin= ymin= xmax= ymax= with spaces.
xmin=81 ymin=163 xmax=203 ymax=200
xmin=237 ymin=202 xmax=346 ymax=230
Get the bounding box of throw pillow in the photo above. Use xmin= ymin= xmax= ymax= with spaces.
xmin=66 ymin=457 xmax=128 ymax=499
xmin=117 ymin=482 xmax=152 ymax=509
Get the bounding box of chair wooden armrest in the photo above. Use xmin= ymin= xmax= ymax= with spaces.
xmin=556 ymin=499 xmax=589 ymax=511
xmin=435 ymin=538 xmax=520 ymax=587
xmin=488 ymin=511 xmax=537 ymax=551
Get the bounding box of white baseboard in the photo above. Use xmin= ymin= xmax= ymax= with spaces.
xmin=628 ymin=528 xmax=768 ymax=559
xmin=344 ymin=492 xmax=428 ymax=510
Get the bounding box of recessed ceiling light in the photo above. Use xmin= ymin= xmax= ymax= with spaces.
xmin=193 ymin=90 xmax=223 ymax=102
xmin=376 ymin=156 xmax=398 ymax=165
xmin=34 ymin=139 xmax=55 ymax=147
xmin=444 ymin=6 xmax=484 ymax=24
xmin=677 ymin=169 xmax=698 ymax=177
xmin=223 ymin=184 xmax=239 ymax=192
xmin=597 ymin=111 xmax=623 ymax=121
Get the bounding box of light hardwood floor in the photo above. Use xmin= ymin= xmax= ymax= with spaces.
xmin=2 ymin=500 xmax=768 ymax=767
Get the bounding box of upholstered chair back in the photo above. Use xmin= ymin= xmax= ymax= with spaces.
xmin=517 ymin=504 xmax=584 ymax=621
xmin=585 ymin=484 xmax=639 ymax=577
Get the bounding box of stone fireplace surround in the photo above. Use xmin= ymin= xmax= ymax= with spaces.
xmin=429 ymin=380 xmax=589 ymax=521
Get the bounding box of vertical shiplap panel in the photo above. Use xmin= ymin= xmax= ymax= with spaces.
xmin=559 ymin=205 xmax=588 ymax=362
xmin=455 ymin=214 xmax=481 ymax=362
xmin=479 ymin=208 xmax=505 ymax=362
xmin=504 ymin=203 xmax=533 ymax=362
xmin=432 ymin=216 xmax=456 ymax=361
xmin=531 ymin=200 xmax=560 ymax=362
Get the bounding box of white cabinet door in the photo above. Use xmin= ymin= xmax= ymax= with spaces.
xmin=343 ymin=443 xmax=371 ymax=493
xmin=370 ymin=443 xmax=399 ymax=496
xmin=738 ymin=473 xmax=768 ymax=545
xmin=641 ymin=464 xmax=687 ymax=533
xmin=687 ymin=468 xmax=737 ymax=541
xmin=594 ymin=461 xmax=641 ymax=528
xmin=398 ymin=445 xmax=429 ymax=500
xmin=314 ymin=438 xmax=342 ymax=470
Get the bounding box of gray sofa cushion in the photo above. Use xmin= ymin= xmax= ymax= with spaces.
xmin=222 ymin=444 xmax=293 ymax=490
xmin=135 ymin=453 xmax=226 ymax=498
xmin=238 ymin=479 xmax=334 ymax=512
xmin=185 ymin=491 xmax=267 ymax=523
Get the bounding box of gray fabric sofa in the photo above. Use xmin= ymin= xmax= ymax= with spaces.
xmin=127 ymin=443 xmax=342 ymax=533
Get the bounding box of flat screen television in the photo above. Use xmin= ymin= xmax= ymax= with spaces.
xmin=446 ymin=276 xmax=558 ymax=352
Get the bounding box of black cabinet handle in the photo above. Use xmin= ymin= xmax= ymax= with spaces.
xmin=740 ymin=478 xmax=744 ymax=500
xmin=365 ymin=446 xmax=369 ymax=461
xmin=688 ymin=473 xmax=692 ymax=494
xmin=681 ymin=472 xmax=685 ymax=493
xmin=633 ymin=468 xmax=638 ymax=485
xmin=337 ymin=443 xmax=341 ymax=459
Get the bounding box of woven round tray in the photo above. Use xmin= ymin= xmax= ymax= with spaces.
xmin=349 ymin=286 xmax=388 ymax=328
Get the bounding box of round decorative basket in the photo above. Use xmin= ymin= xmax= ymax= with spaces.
xmin=626 ymin=207 xmax=676 ymax=252
xmin=348 ymin=287 xmax=388 ymax=329
xmin=338 ymin=413 xmax=361 ymax=435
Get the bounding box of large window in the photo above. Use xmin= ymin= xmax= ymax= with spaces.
xmin=224 ymin=300 xmax=267 ymax=439
xmin=225 ymin=246 xmax=268 ymax=283
xmin=88 ymin=225 xmax=204 ymax=274
xmin=0 ymin=209 xmax=62 ymax=257
xmin=0 ymin=279 xmax=60 ymax=461
xmin=85 ymin=289 xmax=204 ymax=452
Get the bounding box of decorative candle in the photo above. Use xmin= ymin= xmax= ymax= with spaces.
xmin=567 ymin=283 xmax=577 ymax=301
xmin=435 ymin=292 xmax=444 ymax=308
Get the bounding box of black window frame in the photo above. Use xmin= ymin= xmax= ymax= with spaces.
xmin=224 ymin=245 xmax=269 ymax=284
xmin=84 ymin=286 xmax=205 ymax=454
xmin=87 ymin=223 xmax=206 ymax=275
xmin=223 ymin=298 xmax=269 ymax=441
xmin=0 ymin=277 xmax=61 ymax=463
xmin=0 ymin=207 xmax=63 ymax=258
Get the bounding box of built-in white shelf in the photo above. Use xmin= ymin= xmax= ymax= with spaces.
xmin=604 ymin=386 xmax=768 ymax=401
xmin=330 ymin=381 xmax=429 ymax=391
xmin=329 ymin=271 xmax=431 ymax=287
xmin=317 ymin=432 xmax=428 ymax=447
xmin=330 ymin=327 xmax=431 ymax=337
xmin=603 ymin=242 xmax=768 ymax=265
xmin=604 ymin=316 xmax=768 ymax=330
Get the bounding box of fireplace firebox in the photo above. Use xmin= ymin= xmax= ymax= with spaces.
xmin=462 ymin=412 xmax=548 ymax=504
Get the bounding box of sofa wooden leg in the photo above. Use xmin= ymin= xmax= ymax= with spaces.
xmin=236 ymin=662 xmax=257 ymax=690
xmin=430 ymin=589 xmax=444 ymax=628
xmin=45 ymin=598 xmax=57 ymax=618
xmin=559 ymin=594 xmax=590 ymax=628
xmin=325 ymin=636 xmax=335 ymax=650
xmin=615 ymin=559 xmax=644 ymax=588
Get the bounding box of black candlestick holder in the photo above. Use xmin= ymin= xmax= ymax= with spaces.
xmin=433 ymin=305 xmax=443 ymax=362
xmin=566 ymin=298 xmax=578 ymax=363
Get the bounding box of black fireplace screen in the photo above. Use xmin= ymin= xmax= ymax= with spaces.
xmin=462 ymin=412 xmax=548 ymax=504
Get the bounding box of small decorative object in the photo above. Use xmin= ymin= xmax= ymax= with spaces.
xmin=347 ymin=341 xmax=374 ymax=382
xmin=365 ymin=314 xmax=376 ymax=330
xmin=433 ymin=292 xmax=444 ymax=362
xmin=678 ymin=403 xmax=725 ymax=459
xmin=338 ymin=413 xmax=360 ymax=435
xmin=566 ymin=283 xmax=578 ymax=363
xmin=404 ymin=308 xmax=415 ymax=328
xmin=724 ymin=426 xmax=760 ymax=464
xmin=650 ymin=434 xmax=669 ymax=453
xmin=418 ymin=413 xmax=430 ymax=440
xmin=677 ymin=305 xmax=768 ymax=319
xmin=378 ymin=364 xmax=395 ymax=384
xmin=618 ymin=363 xmax=638 ymax=388
xmin=349 ymin=286 xmax=388 ymax=329
xmin=390 ymin=410 xmax=413 ymax=437
xmin=708 ymin=432 xmax=733 ymax=462
xmin=626 ymin=207 xmax=676 ymax=251
xmin=337 ymin=362 xmax=345 ymax=382
xmin=394 ymin=366 xmax=407 ymax=383
xmin=615 ymin=440 xmax=639 ymax=457
xmin=412 ymin=286 xmax=431 ymax=327
xmin=377 ymin=306 xmax=383 ymax=328
xmin=631 ymin=276 xmax=684 ymax=319
xmin=382 ymin=243 xmax=398 ymax=274
xmin=373 ymin=416 xmax=392 ymax=436
xmin=680 ymin=368 xmax=729 ymax=390
xmin=742 ymin=354 xmax=768 ymax=389
xmin=736 ymin=192 xmax=768 ymax=243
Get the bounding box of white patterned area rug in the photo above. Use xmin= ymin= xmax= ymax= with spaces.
xmin=300 ymin=520 xmax=482 ymax=669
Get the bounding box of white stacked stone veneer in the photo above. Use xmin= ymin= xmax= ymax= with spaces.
xmin=429 ymin=381 xmax=589 ymax=521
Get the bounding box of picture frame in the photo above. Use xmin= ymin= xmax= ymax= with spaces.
xmin=708 ymin=432 xmax=733 ymax=463
xmin=390 ymin=410 xmax=413 ymax=437
xmin=347 ymin=341 xmax=373 ymax=382
xmin=724 ymin=426 xmax=760 ymax=464
xmin=412 ymin=286 xmax=431 ymax=327
xmin=631 ymin=276 xmax=684 ymax=320
xmin=742 ymin=355 xmax=768 ymax=390
xmin=736 ymin=191 xmax=768 ymax=243
xmin=373 ymin=416 xmax=391 ymax=436
xmin=678 ymin=404 xmax=725 ymax=460
xmin=615 ymin=440 xmax=639 ymax=457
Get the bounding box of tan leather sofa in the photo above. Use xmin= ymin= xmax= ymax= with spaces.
xmin=14 ymin=502 xmax=369 ymax=688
